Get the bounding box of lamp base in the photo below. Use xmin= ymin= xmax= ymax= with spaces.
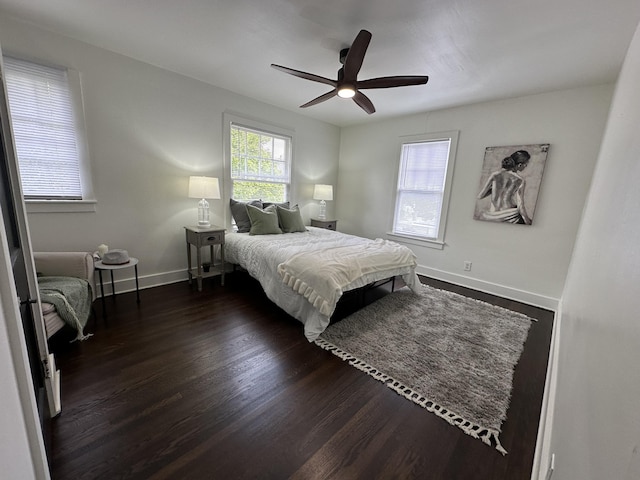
xmin=318 ymin=199 xmax=327 ymax=220
xmin=198 ymin=198 xmax=210 ymax=227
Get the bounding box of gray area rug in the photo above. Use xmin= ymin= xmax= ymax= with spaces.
xmin=315 ymin=284 xmax=532 ymax=454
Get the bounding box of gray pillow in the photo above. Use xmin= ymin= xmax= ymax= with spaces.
xmin=262 ymin=201 xmax=290 ymax=210
xmin=247 ymin=204 xmax=282 ymax=235
xmin=277 ymin=205 xmax=307 ymax=233
xmin=230 ymin=199 xmax=262 ymax=233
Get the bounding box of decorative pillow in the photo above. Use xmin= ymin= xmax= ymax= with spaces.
xmin=277 ymin=205 xmax=307 ymax=233
xmin=247 ymin=204 xmax=282 ymax=235
xmin=230 ymin=199 xmax=262 ymax=233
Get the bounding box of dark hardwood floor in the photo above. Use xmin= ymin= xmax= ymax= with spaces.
xmin=48 ymin=272 xmax=553 ymax=480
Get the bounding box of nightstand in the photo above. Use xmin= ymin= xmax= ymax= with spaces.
xmin=311 ymin=218 xmax=337 ymax=231
xmin=185 ymin=225 xmax=225 ymax=291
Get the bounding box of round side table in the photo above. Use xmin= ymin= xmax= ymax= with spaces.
xmin=94 ymin=257 xmax=140 ymax=309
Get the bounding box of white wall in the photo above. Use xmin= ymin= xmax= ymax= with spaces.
xmin=546 ymin=21 xmax=640 ymax=480
xmin=338 ymin=85 xmax=613 ymax=307
xmin=0 ymin=16 xmax=341 ymax=291
xmin=0 ymin=15 xmax=613 ymax=308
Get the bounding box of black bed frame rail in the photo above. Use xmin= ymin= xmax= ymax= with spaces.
xmin=351 ymin=275 xmax=397 ymax=308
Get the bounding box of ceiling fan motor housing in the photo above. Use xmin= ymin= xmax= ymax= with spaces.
xmin=339 ymin=48 xmax=350 ymax=65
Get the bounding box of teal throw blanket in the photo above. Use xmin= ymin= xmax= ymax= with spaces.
xmin=38 ymin=276 xmax=93 ymax=341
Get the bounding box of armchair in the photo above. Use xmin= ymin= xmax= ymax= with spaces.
xmin=34 ymin=252 xmax=96 ymax=339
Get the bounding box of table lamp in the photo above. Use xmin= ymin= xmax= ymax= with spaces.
xmin=188 ymin=176 xmax=220 ymax=227
xmin=313 ymin=184 xmax=333 ymax=220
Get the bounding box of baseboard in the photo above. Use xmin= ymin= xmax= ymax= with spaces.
xmin=100 ymin=263 xmax=559 ymax=312
xmin=415 ymin=265 xmax=559 ymax=311
xmin=530 ymin=301 xmax=563 ymax=480
xmin=94 ymin=268 xmax=188 ymax=296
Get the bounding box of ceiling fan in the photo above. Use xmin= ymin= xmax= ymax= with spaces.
xmin=271 ymin=29 xmax=429 ymax=115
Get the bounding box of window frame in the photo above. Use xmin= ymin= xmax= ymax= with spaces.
xmin=2 ymin=54 xmax=95 ymax=213
xmin=223 ymin=112 xmax=295 ymax=210
xmin=388 ymin=130 xmax=459 ymax=250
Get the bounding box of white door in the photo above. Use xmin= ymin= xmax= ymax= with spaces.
xmin=0 ymin=48 xmax=59 ymax=462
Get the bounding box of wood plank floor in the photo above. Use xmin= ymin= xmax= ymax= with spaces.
xmin=48 ymin=272 xmax=553 ymax=480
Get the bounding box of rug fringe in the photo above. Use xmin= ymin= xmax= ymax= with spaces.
xmin=315 ymin=337 xmax=508 ymax=455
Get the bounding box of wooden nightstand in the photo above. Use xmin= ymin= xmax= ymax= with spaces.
xmin=185 ymin=225 xmax=225 ymax=291
xmin=311 ymin=218 xmax=337 ymax=231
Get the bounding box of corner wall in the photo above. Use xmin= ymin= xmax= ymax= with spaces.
xmin=546 ymin=20 xmax=640 ymax=480
xmin=338 ymin=85 xmax=613 ymax=307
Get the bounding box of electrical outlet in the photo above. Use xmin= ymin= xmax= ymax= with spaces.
xmin=464 ymin=261 xmax=472 ymax=271
xmin=545 ymin=453 xmax=555 ymax=480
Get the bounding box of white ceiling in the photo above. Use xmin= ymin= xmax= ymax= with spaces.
xmin=1 ymin=0 xmax=639 ymax=127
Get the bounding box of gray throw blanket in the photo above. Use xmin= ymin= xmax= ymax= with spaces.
xmin=38 ymin=276 xmax=93 ymax=341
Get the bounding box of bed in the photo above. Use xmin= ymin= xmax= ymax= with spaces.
xmin=225 ymin=226 xmax=420 ymax=341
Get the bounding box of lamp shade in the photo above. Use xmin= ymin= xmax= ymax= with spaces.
xmin=313 ymin=184 xmax=333 ymax=201
xmin=188 ymin=176 xmax=220 ymax=199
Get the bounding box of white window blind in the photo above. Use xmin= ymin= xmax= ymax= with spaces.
xmin=230 ymin=123 xmax=291 ymax=202
xmin=393 ymin=138 xmax=453 ymax=240
xmin=4 ymin=56 xmax=83 ymax=199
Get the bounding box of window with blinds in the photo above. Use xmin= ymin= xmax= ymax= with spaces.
xmin=230 ymin=123 xmax=291 ymax=202
xmin=3 ymin=56 xmax=85 ymax=200
xmin=392 ymin=132 xmax=458 ymax=243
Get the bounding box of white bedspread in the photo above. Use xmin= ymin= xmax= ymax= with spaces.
xmin=278 ymin=238 xmax=417 ymax=317
xmin=225 ymin=227 xmax=420 ymax=341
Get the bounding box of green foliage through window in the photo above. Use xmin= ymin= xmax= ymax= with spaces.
xmin=231 ymin=124 xmax=291 ymax=202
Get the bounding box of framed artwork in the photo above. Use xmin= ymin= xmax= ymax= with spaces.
xmin=474 ymin=143 xmax=549 ymax=225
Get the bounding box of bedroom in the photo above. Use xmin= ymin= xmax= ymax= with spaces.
xmin=0 ymin=2 xmax=639 ymax=479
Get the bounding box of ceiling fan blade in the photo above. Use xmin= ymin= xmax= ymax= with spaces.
xmin=343 ymin=30 xmax=372 ymax=82
xmin=357 ymin=75 xmax=429 ymax=90
xmin=352 ymin=91 xmax=375 ymax=114
xmin=271 ymin=64 xmax=337 ymax=87
xmin=300 ymin=90 xmax=338 ymax=108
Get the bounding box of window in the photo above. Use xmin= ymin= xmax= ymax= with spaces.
xmin=229 ymin=121 xmax=292 ymax=203
xmin=391 ymin=131 xmax=458 ymax=248
xmin=3 ymin=56 xmax=93 ymax=208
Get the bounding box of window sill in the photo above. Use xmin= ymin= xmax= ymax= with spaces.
xmin=25 ymin=199 xmax=97 ymax=214
xmin=386 ymin=232 xmax=445 ymax=250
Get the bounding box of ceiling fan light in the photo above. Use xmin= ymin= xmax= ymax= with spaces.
xmin=337 ymin=86 xmax=356 ymax=98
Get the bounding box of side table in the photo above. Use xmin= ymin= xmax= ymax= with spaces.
xmin=185 ymin=225 xmax=225 ymax=291
xmin=310 ymin=218 xmax=337 ymax=231
xmin=94 ymin=257 xmax=140 ymax=312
